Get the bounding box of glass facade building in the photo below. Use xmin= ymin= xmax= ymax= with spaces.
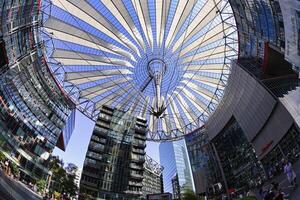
xmin=185 ymin=129 xmax=224 ymax=197
xmin=212 ymin=118 xmax=266 ymax=191
xmin=80 ymin=106 xmax=147 ymax=200
xmin=0 ymin=0 xmax=76 ymax=180
xmin=159 ymin=140 xmax=194 ymax=199
xmin=230 ymin=0 xmax=285 ymax=59
xmin=185 ymin=58 xmax=300 ymax=198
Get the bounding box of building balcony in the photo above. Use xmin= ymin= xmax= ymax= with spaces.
xmin=132 ymin=142 xmax=146 ymax=148
xmin=82 ymin=171 xmax=99 ymax=179
xmin=129 ymin=163 xmax=143 ymax=170
xmin=97 ymin=121 xmax=110 ymax=129
xmin=135 ymin=125 xmax=147 ymax=133
xmin=128 ymin=181 xmax=143 ymax=187
xmin=98 ymin=115 xmax=112 ymax=123
xmin=91 ymin=135 xmax=106 ymax=144
xmin=131 ymin=156 xmax=145 ymax=164
xmin=130 ymin=172 xmax=143 ymax=179
xmin=80 ymin=179 xmax=98 ymax=188
xmin=88 ymin=146 xmax=104 ymax=153
xmin=134 ymin=134 xmax=146 ymax=140
xmin=124 ymin=190 xmax=143 ymax=195
xmin=132 ymin=148 xmax=145 ymax=155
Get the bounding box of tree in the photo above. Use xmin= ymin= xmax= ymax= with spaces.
xmin=53 ymin=167 xmax=67 ymax=192
xmin=49 ymin=158 xmax=79 ymax=198
xmin=10 ymin=162 xmax=19 ymax=177
xmin=182 ymin=189 xmax=202 ymax=200
xmin=63 ymin=163 xmax=79 ymax=197
xmin=0 ymin=151 xmax=6 ymax=162
xmin=79 ymin=193 xmax=93 ymax=200
xmin=62 ymin=173 xmax=78 ymax=197
xmin=36 ymin=179 xmax=47 ymax=194
xmin=65 ymin=163 xmax=78 ymax=175
xmin=49 ymin=156 xmax=63 ymax=171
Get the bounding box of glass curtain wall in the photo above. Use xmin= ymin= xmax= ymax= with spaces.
xmin=0 ymin=0 xmax=76 ymax=180
xmin=212 ymin=118 xmax=266 ymax=191
xmin=185 ymin=131 xmax=224 ymax=197
xmin=230 ymin=0 xmax=285 ymax=58
xmin=160 ymin=139 xmax=194 ymax=199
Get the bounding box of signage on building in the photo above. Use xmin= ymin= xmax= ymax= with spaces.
xmin=260 ymin=140 xmax=274 ymax=156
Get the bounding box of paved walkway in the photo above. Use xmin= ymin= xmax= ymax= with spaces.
xmin=255 ymin=160 xmax=300 ymax=200
xmin=0 ymin=170 xmax=42 ymax=200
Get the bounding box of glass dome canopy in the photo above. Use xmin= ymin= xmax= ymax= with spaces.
xmin=41 ymin=0 xmax=238 ymax=141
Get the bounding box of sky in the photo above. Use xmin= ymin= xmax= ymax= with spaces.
xmin=53 ymin=110 xmax=161 ymax=169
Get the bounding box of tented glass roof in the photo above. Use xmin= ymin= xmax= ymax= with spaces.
xmin=41 ymin=0 xmax=238 ymax=141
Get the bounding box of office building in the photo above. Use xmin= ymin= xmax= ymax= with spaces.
xmin=185 ymin=55 xmax=300 ymax=197
xmin=80 ymin=106 xmax=147 ymax=200
xmin=185 ymin=130 xmax=223 ymax=196
xmin=0 ymin=0 xmax=76 ymax=181
xmin=159 ymin=140 xmax=194 ymax=199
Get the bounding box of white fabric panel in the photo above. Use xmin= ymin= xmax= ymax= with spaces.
xmin=149 ymin=98 xmax=156 ymax=133
xmin=80 ymin=77 xmax=131 ymax=99
xmin=139 ymin=96 xmax=150 ymax=118
xmin=54 ymin=58 xmax=111 ymax=66
xmin=165 ymin=0 xmax=188 ymax=48
xmin=65 ymin=69 xmax=132 ymax=81
xmin=168 ymin=95 xmax=185 ymax=130
xmin=177 ymin=86 xmax=206 ymax=112
xmin=183 ymin=73 xmax=221 ymax=85
xmin=51 ymin=0 xmax=140 ymax=56
xmin=180 ymin=79 xmax=214 ymax=101
xmin=103 ymin=0 xmax=144 ymax=52
xmin=172 ymin=0 xmax=221 ymax=52
xmin=184 ymin=63 xmax=224 ymax=71
xmin=179 ymin=23 xmax=230 ymax=56
xmin=166 ymin=0 xmax=196 ymax=48
xmin=131 ymin=0 xmax=153 ymax=50
xmin=174 ymin=92 xmax=198 ymax=122
xmin=44 ymin=18 xmax=136 ymax=61
xmin=52 ymin=49 xmax=133 ymax=68
xmin=156 ymin=0 xmax=163 ymax=47
xmin=182 ymin=45 xmax=227 ymax=64
xmin=95 ymin=88 xmax=131 ymax=109
xmin=67 ymin=75 xmax=112 ymax=85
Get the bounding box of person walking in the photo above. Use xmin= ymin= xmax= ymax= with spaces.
xmin=283 ymin=159 xmax=297 ymax=188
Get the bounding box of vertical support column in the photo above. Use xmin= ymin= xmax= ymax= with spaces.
xmin=211 ymin=142 xmax=230 ymax=199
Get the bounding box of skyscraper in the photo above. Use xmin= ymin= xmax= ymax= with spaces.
xmin=159 ymin=140 xmax=195 ymax=199
xmin=185 ymin=129 xmax=223 ymax=197
xmin=80 ymin=106 xmax=147 ymax=200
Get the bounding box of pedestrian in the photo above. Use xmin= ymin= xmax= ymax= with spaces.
xmin=283 ymin=159 xmax=297 ymax=187
xmin=4 ymin=159 xmax=9 ymax=175
xmin=271 ymin=182 xmax=283 ymax=200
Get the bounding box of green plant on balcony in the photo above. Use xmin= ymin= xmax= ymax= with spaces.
xmin=0 ymin=151 xmax=5 ymax=162
xmin=10 ymin=162 xmax=19 ymax=177
xmin=182 ymin=189 xmax=203 ymax=200
xmin=238 ymin=197 xmax=257 ymax=200
xmin=36 ymin=179 xmax=47 ymax=194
